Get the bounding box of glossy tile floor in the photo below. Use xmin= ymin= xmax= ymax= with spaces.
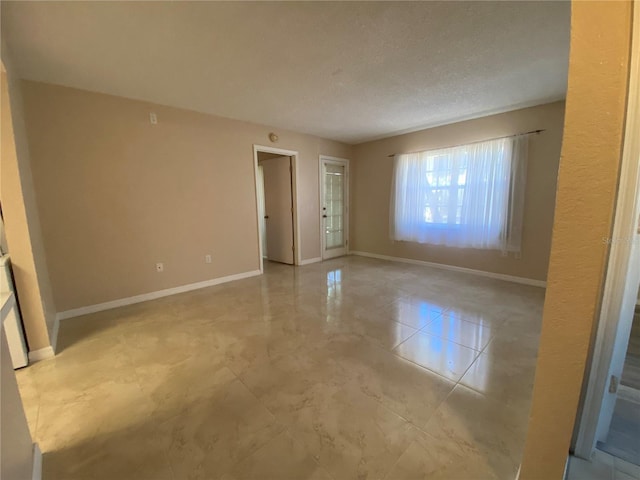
xmin=16 ymin=257 xmax=544 ymax=480
xmin=566 ymin=449 xmax=640 ymax=480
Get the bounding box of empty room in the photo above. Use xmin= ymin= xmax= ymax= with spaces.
xmin=1 ymin=2 xmax=638 ymax=480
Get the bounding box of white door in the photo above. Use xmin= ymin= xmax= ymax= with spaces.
xmin=321 ymin=157 xmax=349 ymax=259
xmin=256 ymin=165 xmax=267 ymax=258
xmin=262 ymin=156 xmax=294 ymax=265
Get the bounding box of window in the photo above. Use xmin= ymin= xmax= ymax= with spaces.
xmin=390 ymin=136 xmax=528 ymax=252
xmin=423 ymin=153 xmax=467 ymax=225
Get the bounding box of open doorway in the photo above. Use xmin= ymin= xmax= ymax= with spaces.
xmin=253 ymin=145 xmax=300 ymax=272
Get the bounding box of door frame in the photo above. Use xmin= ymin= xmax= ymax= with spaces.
xmin=573 ymin=2 xmax=640 ymax=459
xmin=253 ymin=145 xmax=301 ymax=273
xmin=319 ymin=155 xmax=350 ymax=260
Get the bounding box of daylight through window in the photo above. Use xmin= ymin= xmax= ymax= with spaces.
xmin=390 ymin=136 xmax=528 ymax=252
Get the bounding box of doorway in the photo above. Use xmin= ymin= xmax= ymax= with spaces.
xmin=253 ymin=145 xmax=300 ymax=272
xmin=320 ymin=156 xmax=349 ymax=259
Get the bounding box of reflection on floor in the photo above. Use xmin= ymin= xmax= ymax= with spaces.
xmin=16 ymin=257 xmax=545 ymax=480
xmin=566 ymin=449 xmax=640 ymax=480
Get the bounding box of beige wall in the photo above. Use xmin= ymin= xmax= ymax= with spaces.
xmin=520 ymin=1 xmax=633 ymax=478
xmin=1 ymin=55 xmax=55 ymax=352
xmin=1 ymin=327 xmax=34 ymax=480
xmin=351 ymin=101 xmax=565 ymax=282
xmin=20 ymin=81 xmax=352 ymax=313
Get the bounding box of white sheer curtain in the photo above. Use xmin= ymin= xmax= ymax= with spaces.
xmin=504 ymin=136 xmax=528 ymax=252
xmin=390 ymin=135 xmax=528 ymax=252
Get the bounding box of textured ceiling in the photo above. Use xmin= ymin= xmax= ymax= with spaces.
xmin=1 ymin=1 xmax=570 ymax=144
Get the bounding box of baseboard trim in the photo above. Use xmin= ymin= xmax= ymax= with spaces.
xmin=56 ymin=269 xmax=262 ymax=321
xmin=299 ymin=257 xmax=322 ymax=265
xmin=28 ymin=347 xmax=54 ymax=363
xmin=32 ymin=443 xmax=42 ymax=480
xmin=350 ymin=251 xmax=547 ymax=288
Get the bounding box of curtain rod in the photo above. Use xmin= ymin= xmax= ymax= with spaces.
xmin=386 ymin=129 xmax=545 ymax=158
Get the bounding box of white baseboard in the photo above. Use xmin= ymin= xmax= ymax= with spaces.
xmin=350 ymin=251 xmax=547 ymax=288
xmin=299 ymin=257 xmax=322 ymax=265
xmin=28 ymin=346 xmax=54 ymax=363
xmin=56 ymin=269 xmax=262 ymax=321
xmin=32 ymin=443 xmax=42 ymax=480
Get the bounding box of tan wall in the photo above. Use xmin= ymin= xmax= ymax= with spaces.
xmin=520 ymin=2 xmax=633 ymax=478
xmin=1 ymin=58 xmax=54 ymax=351
xmin=0 ymin=327 xmax=34 ymax=480
xmin=351 ymin=101 xmax=565 ymax=282
xmin=20 ymin=81 xmax=352 ymax=313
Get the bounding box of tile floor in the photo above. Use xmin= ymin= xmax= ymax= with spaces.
xmin=15 ymin=257 xmax=545 ymax=480
xmin=598 ymin=393 xmax=640 ymax=466
xmin=566 ymin=449 xmax=640 ymax=480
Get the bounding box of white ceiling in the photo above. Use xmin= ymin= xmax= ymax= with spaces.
xmin=1 ymin=1 xmax=570 ymax=145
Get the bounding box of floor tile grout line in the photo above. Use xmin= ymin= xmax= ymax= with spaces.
xmin=381 ymin=448 xmax=405 ymax=480
xmin=390 ymin=326 xmax=423 ymax=351
xmin=452 ymin=328 xmax=501 ymax=393
xmin=385 ymin=345 xmax=462 ymax=385
xmin=391 ymin=314 xmax=443 ymax=351
xmin=407 ymin=381 xmax=461 ymax=440
xmin=226 ymin=365 xmax=307 ymax=472
xmin=452 ymin=350 xmax=484 ymax=392
xmin=360 ymin=330 xmax=462 ymax=473
xmin=228 ymin=365 xmax=340 ymax=480
xmin=328 ymin=335 xmax=460 ymax=427
xmin=393 ymin=326 xmax=485 ymax=357
xmin=385 ymin=338 xmax=508 ymax=418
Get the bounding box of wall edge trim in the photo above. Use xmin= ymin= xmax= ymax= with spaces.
xmin=350 ymin=250 xmax=546 ymax=288
xmin=32 ymin=443 xmax=42 ymax=480
xmin=27 ymin=346 xmax=54 ymax=363
xmin=56 ymin=269 xmax=262 ymax=321
xmin=50 ymin=316 xmax=60 ymax=353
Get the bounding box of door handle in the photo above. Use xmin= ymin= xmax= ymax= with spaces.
xmin=322 ymin=215 xmax=327 ymax=218
xmin=264 ymin=215 xmax=269 ymax=219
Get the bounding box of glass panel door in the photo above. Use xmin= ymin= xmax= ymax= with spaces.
xmin=322 ymin=159 xmax=348 ymax=259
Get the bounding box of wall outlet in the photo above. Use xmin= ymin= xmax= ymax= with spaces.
xmin=150 ymin=112 xmax=157 ymax=124
xmin=156 ymin=262 xmax=164 ymax=272
xmin=205 ymin=254 xmax=212 ymax=264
